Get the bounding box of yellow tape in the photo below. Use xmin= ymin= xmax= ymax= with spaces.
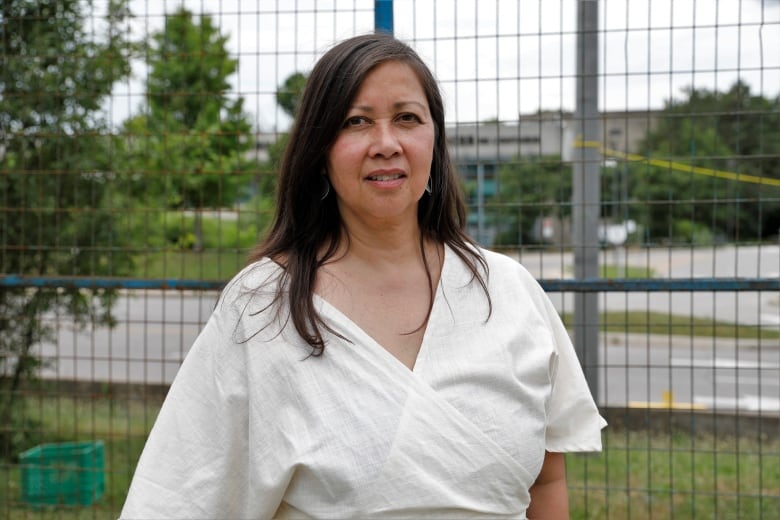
xmin=573 ymin=138 xmax=780 ymax=188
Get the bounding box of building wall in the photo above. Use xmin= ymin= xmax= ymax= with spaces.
xmin=449 ymin=111 xmax=659 ymax=246
xmin=448 ymin=110 xmax=659 ymax=163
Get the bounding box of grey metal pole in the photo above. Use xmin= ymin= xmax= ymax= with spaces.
xmin=477 ymin=163 xmax=485 ymax=244
xmin=572 ymin=0 xmax=601 ymax=400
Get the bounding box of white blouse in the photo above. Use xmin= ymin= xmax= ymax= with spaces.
xmin=121 ymin=246 xmax=606 ymax=519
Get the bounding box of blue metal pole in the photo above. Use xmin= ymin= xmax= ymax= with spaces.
xmin=375 ymin=0 xmax=394 ymax=34
xmin=3 ymin=275 xmax=779 ymax=293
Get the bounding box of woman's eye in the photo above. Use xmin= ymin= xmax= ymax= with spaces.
xmin=397 ymin=113 xmax=421 ymax=123
xmin=344 ymin=116 xmax=368 ymax=127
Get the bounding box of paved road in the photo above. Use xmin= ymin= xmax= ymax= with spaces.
xmin=517 ymin=244 xmax=780 ymax=328
xmin=599 ymin=333 xmax=779 ymax=412
xmin=35 ymin=245 xmax=779 ymax=413
xmin=38 ymin=291 xmax=217 ymax=385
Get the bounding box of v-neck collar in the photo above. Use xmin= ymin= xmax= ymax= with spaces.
xmin=312 ymin=245 xmax=452 ymax=374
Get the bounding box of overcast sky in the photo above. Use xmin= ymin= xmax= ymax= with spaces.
xmin=102 ymin=0 xmax=780 ymax=131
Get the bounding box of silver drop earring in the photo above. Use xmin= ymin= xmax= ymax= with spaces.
xmin=320 ymin=175 xmax=331 ymax=200
xmin=425 ymin=176 xmax=432 ymax=194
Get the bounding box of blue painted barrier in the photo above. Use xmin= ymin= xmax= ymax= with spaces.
xmin=1 ymin=275 xmax=777 ymax=292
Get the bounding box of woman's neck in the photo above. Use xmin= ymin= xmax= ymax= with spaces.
xmin=346 ymin=227 xmax=423 ymax=263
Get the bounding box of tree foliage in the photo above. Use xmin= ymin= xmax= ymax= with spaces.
xmin=486 ymin=81 xmax=780 ymax=247
xmin=0 ymin=0 xmax=132 ymax=457
xmin=255 ymin=71 xmax=310 ymax=203
xmin=482 ymin=157 xmax=572 ymax=246
xmin=268 ymin=71 xmax=309 ymax=171
xmin=276 ymin=71 xmax=308 ymax=120
xmin=632 ymin=80 xmax=780 ymax=242
xmin=119 ymin=7 xmax=255 ymax=250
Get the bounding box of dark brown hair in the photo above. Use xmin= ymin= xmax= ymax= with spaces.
xmin=248 ymin=32 xmax=489 ymax=354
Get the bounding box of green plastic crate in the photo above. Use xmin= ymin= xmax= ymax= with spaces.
xmin=19 ymin=440 xmax=105 ymax=507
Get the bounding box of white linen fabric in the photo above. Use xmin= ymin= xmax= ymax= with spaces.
xmin=120 ymin=246 xmax=606 ymax=519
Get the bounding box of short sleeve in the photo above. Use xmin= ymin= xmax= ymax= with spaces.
xmin=540 ymin=293 xmax=607 ymax=452
xmin=120 ymin=275 xmax=288 ymax=519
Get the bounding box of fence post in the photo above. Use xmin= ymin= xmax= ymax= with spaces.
xmin=572 ymin=0 xmax=601 ymax=399
xmin=375 ymin=0 xmax=394 ymax=34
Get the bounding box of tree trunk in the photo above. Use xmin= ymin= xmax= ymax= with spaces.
xmin=0 ymin=306 xmax=36 ymax=459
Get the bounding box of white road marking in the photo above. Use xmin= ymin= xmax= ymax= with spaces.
xmin=693 ymin=395 xmax=780 ymax=413
xmin=670 ymin=357 xmax=779 ymax=369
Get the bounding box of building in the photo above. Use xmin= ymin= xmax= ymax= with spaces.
xmin=447 ymin=110 xmax=659 ymax=245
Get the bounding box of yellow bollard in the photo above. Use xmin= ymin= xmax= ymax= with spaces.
xmin=628 ymin=389 xmax=707 ymax=410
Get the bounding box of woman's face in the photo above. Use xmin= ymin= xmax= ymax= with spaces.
xmin=326 ymin=60 xmax=435 ymax=231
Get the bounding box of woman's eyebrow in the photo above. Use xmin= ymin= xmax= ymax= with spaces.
xmin=348 ymin=100 xmax=428 ymax=112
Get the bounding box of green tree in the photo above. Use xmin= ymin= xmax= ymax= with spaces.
xmin=254 ymin=71 xmax=310 ymax=204
xmin=120 ymin=7 xmax=255 ymax=251
xmin=267 ymin=71 xmax=309 ymax=171
xmin=0 ymin=0 xmax=132 ymax=457
xmin=485 ymin=157 xmax=573 ymax=246
xmin=276 ymin=71 xmax=308 ymax=120
xmin=635 ymin=81 xmax=780 ymax=242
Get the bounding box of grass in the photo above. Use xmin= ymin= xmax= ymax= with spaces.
xmin=1 ymin=393 xmax=163 ymax=519
xmin=133 ymin=249 xmax=250 ymax=281
xmin=567 ymin=428 xmax=780 ymax=519
xmin=2 ymin=394 xmax=778 ymax=519
xmin=561 ymin=311 xmax=780 ymax=340
xmin=136 ymin=256 xmax=658 ymax=283
xmin=599 ymin=264 xmax=657 ymax=279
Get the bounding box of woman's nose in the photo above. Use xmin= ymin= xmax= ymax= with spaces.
xmin=369 ymin=122 xmax=402 ymax=158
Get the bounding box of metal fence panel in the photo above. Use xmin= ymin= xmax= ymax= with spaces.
xmin=1 ymin=1 xmax=778 ymax=517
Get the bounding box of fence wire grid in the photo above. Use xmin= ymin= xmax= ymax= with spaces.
xmin=1 ymin=0 xmax=779 ymax=518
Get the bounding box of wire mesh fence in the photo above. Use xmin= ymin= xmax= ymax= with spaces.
xmin=1 ymin=0 xmax=779 ymax=517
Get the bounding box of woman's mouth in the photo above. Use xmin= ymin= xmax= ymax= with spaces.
xmin=366 ymin=173 xmax=404 ymax=181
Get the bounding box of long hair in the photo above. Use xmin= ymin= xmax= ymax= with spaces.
xmin=248 ymin=32 xmax=490 ymax=355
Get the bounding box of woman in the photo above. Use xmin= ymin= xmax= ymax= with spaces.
xmin=121 ymin=33 xmax=605 ymax=519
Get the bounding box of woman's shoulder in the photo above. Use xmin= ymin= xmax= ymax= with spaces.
xmin=475 ymin=247 xmax=536 ymax=282
xmin=216 ymin=257 xmax=286 ymax=313
xmin=443 ymin=244 xmax=542 ymax=300
xmin=469 ymin=247 xmax=552 ymax=303
xmin=223 ymin=256 xmax=283 ymax=291
xmin=209 ymin=256 xmax=297 ymax=346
